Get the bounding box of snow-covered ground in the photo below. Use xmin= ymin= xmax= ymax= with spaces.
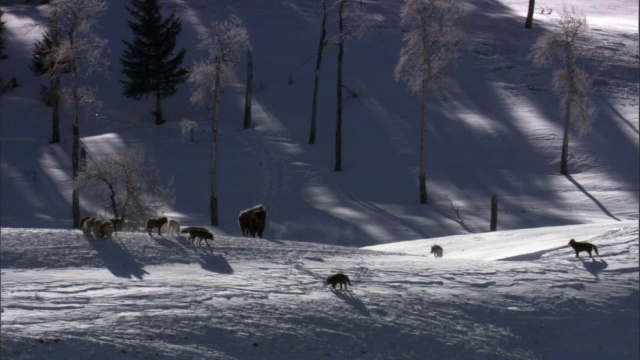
xmin=1 ymin=0 xmax=638 ymax=358
xmin=1 ymin=221 xmax=638 ymax=359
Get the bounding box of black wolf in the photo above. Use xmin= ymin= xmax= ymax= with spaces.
xmin=568 ymin=239 xmax=599 ymax=258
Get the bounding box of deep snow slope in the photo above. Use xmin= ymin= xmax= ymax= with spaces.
xmin=1 ymin=221 xmax=638 ymax=359
xmin=1 ymin=0 xmax=638 ymax=246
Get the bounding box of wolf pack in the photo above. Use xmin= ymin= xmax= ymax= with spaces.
xmin=79 ymin=203 xmax=600 ymax=292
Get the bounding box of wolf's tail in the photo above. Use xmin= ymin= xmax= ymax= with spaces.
xmin=594 ymin=245 xmax=599 ymax=255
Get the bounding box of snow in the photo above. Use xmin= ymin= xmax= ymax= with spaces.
xmin=1 ymin=0 xmax=638 ymax=359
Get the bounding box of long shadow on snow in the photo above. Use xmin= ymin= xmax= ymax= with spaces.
xmin=580 ymin=258 xmax=608 ymax=279
xmin=565 ymin=175 xmax=621 ymax=221
xmin=84 ymin=237 xmax=149 ymax=280
xmin=331 ymin=288 xmax=371 ymax=317
xmin=194 ymin=246 xmax=234 ymax=274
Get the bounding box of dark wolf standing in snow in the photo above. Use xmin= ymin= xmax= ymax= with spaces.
xmin=181 ymin=227 xmax=214 ymax=246
xmin=327 ymin=273 xmax=351 ymax=290
xmin=568 ymin=239 xmax=599 ymax=258
xmin=238 ymin=204 xmax=268 ymax=238
xmin=146 ymin=216 xmax=168 ymax=235
xmin=431 ymin=245 xmax=443 ymax=258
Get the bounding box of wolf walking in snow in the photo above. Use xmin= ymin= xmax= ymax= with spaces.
xmin=327 ymin=273 xmax=351 ymax=290
xmin=568 ymin=239 xmax=599 ymax=258
xmin=146 ymin=216 xmax=168 ymax=236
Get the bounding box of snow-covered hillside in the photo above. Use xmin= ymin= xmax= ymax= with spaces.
xmin=1 ymin=0 xmax=637 ymax=244
xmin=1 ymin=0 xmax=638 ymax=358
xmin=1 ymin=221 xmax=638 ymax=359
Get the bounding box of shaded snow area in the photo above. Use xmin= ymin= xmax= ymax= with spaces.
xmin=1 ymin=221 xmax=638 ymax=359
xmin=1 ymin=0 xmax=638 ymax=358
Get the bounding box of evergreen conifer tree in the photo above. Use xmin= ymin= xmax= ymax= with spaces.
xmin=121 ymin=0 xmax=187 ymax=125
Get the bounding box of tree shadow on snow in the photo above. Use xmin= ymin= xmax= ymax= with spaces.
xmin=84 ymin=238 xmax=149 ymax=280
xmin=565 ymin=175 xmax=621 ymax=221
xmin=331 ymin=288 xmax=370 ymax=317
xmin=580 ymin=258 xmax=608 ymax=278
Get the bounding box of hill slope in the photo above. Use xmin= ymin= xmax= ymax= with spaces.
xmin=1 ymin=0 xmax=638 ymax=245
xmin=1 ymin=221 xmax=638 ymax=359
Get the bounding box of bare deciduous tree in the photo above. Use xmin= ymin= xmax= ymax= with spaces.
xmin=243 ymin=48 xmax=254 ymax=129
xmin=530 ymin=7 xmax=597 ymax=176
xmin=334 ymin=0 xmax=368 ymax=172
xmin=47 ymin=0 xmax=109 ymax=227
xmin=308 ymin=0 xmax=328 ymax=145
xmin=188 ymin=16 xmax=250 ymax=225
xmin=525 ymin=0 xmax=535 ymax=29
xmin=394 ymin=0 xmax=468 ymax=204
xmin=75 ymin=147 xmax=175 ymax=229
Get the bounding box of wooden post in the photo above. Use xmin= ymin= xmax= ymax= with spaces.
xmin=490 ymin=194 xmax=498 ymax=231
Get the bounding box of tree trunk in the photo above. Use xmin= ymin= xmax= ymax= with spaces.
xmin=419 ymin=17 xmax=429 ymax=204
xmin=419 ymin=92 xmax=428 ymax=204
xmin=524 ymin=0 xmax=535 ymax=29
xmin=560 ymin=98 xmax=571 ymax=175
xmin=210 ymin=60 xmax=223 ymax=226
xmin=561 ymin=64 xmax=576 ymax=176
xmin=490 ymin=194 xmax=498 ymax=231
xmin=334 ymin=0 xmax=345 ymax=172
xmin=243 ymin=48 xmax=253 ymax=129
xmin=154 ymin=94 xmax=164 ymax=125
xmin=50 ymin=77 xmax=60 ymax=143
xmin=70 ymin=30 xmax=80 ymax=228
xmin=309 ymin=0 xmax=327 ymax=145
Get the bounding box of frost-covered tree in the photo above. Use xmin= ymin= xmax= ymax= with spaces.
xmin=0 ymin=9 xmax=7 ymax=63
xmin=30 ymin=14 xmax=69 ymax=144
xmin=75 ymin=147 xmax=175 ymax=228
xmin=394 ymin=0 xmax=468 ymax=204
xmin=46 ymin=0 xmax=109 ymax=227
xmin=308 ymin=0 xmax=328 ymax=145
xmin=188 ymin=16 xmax=250 ymax=225
xmin=120 ymin=0 xmax=187 ymax=125
xmin=530 ymin=7 xmax=597 ymax=176
xmin=0 ymin=8 xmax=8 ymax=114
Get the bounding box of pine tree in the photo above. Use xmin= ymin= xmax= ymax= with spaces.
xmin=121 ymin=0 xmax=187 ymax=125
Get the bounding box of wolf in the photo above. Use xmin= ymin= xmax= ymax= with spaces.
xmin=181 ymin=227 xmax=214 ymax=246
xmin=431 ymin=245 xmax=443 ymax=258
xmin=327 ymin=273 xmax=351 ymax=290
xmin=568 ymin=239 xmax=599 ymax=258
xmin=190 ymin=230 xmax=214 ymax=246
xmin=168 ymin=220 xmax=180 ymax=236
xmin=81 ymin=217 xmax=96 ymax=236
xmin=146 ymin=216 xmax=168 ymax=236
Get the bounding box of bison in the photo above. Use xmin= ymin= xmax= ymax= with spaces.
xmin=238 ymin=204 xmax=268 ymax=238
